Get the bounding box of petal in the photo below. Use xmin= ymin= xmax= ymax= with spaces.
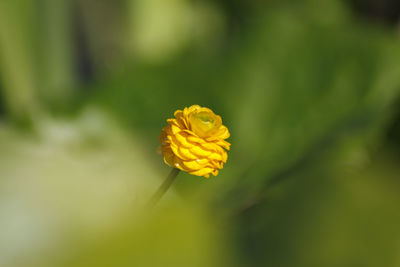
xmin=171 ymin=124 xmax=181 ymax=135
xmin=173 ymin=157 xmax=192 ymax=172
xmin=174 ymin=110 xmax=188 ymax=129
xmin=190 ymin=145 xmax=212 ymax=157
xmin=183 ymin=129 xmax=199 ymax=138
xmin=163 ymin=149 xmax=175 ymax=167
xmin=174 ymin=109 xmax=183 ymax=117
xmin=178 ymin=146 xmax=198 ymax=160
xmin=216 ymin=140 xmax=231 ymax=150
xmin=222 ymin=151 xmax=228 ymax=163
xmin=200 ymin=142 xmax=218 ymax=152
xmin=187 ymin=135 xmax=205 ymax=144
xmin=197 ymin=106 xmax=214 ymax=114
xmin=167 ymin=118 xmax=186 ymax=130
xmin=161 ymin=145 xmax=171 ymax=152
xmin=163 ymin=125 xmax=173 ymax=136
xmin=159 ymin=129 xmax=169 ymax=145
xmin=166 ymin=118 xmax=178 ymax=126
xmin=215 ymin=144 xmax=226 ymax=155
xmin=207 ymin=125 xmax=230 ymax=141
xmin=175 ymin=132 xmax=193 ymax=148
xmin=170 ymin=142 xmax=197 ymax=160
xmin=189 ymin=167 xmax=214 ymax=178
xmin=185 ymin=105 xmax=201 ymax=130
xmin=170 ymin=143 xmax=181 ymax=158
xmin=183 ymin=107 xmax=190 ymax=121
xmin=210 ymin=160 xmax=223 ymax=169
xmin=208 ymin=152 xmax=222 ymax=161
xmin=188 ymin=105 xmax=201 ymax=113
xmin=196 ymin=158 xmax=209 ymax=165
xmin=181 ymin=159 xmax=207 ymax=170
xmin=218 ymin=126 xmax=230 ymax=139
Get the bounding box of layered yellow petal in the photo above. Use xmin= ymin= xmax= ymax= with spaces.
xmin=189 ymin=167 xmax=214 ymax=178
xmin=190 ymin=146 xmax=212 ymax=157
xmin=182 ymin=159 xmax=207 ymax=170
xmin=171 ymin=124 xmax=181 ymax=135
xmin=175 ymin=132 xmax=193 ymax=148
xmin=173 ymin=110 xmax=188 ymax=128
xmin=187 ymin=135 xmax=205 ymax=144
xmin=216 ymin=140 xmax=231 ymax=150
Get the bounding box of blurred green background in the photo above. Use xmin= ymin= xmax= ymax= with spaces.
xmin=1 ymin=0 xmax=400 ymax=266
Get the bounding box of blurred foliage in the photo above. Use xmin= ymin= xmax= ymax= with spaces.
xmin=0 ymin=0 xmax=400 ymax=266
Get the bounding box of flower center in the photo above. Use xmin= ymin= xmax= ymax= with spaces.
xmin=189 ymin=111 xmax=222 ymax=137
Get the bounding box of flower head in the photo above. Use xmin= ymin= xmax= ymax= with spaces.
xmin=159 ymin=105 xmax=231 ymax=178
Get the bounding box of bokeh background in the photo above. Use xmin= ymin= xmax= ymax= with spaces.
xmin=1 ymin=0 xmax=400 ymax=266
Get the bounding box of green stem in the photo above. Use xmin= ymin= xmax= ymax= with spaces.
xmin=148 ymin=168 xmax=180 ymax=208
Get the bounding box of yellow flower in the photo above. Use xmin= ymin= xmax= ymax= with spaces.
xmin=159 ymin=105 xmax=231 ymax=178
